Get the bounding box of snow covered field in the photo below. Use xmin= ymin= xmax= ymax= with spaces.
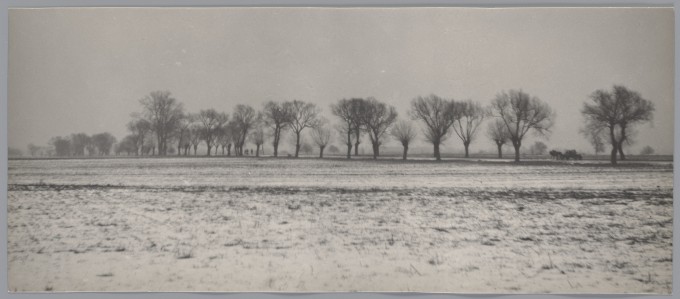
xmin=7 ymin=157 xmax=673 ymax=293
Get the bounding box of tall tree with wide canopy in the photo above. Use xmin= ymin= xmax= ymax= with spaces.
xmin=289 ymin=100 xmax=320 ymax=158
xmin=331 ymin=98 xmax=357 ymax=159
xmin=410 ymin=94 xmax=457 ymax=161
xmin=175 ymin=114 xmax=194 ymax=156
xmin=127 ymin=117 xmax=152 ymax=155
xmin=91 ymin=132 xmax=117 ymax=155
xmin=196 ymin=109 xmax=229 ymax=156
xmin=232 ymin=105 xmax=257 ymax=156
xmin=361 ymin=97 xmax=398 ymax=159
xmin=70 ymin=133 xmax=90 ymax=156
xmin=490 ymin=90 xmax=554 ymax=162
xmin=139 ymin=91 xmax=184 ymax=155
xmin=349 ymin=98 xmax=368 ymax=156
xmin=263 ymin=101 xmax=294 ymax=157
xmin=581 ymin=85 xmax=654 ymax=164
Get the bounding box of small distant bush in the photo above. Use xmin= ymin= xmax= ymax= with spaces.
xmin=640 ymin=146 xmax=655 ymax=155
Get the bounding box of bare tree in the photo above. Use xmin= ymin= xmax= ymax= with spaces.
xmin=579 ymin=120 xmax=606 ymax=155
xmin=139 ymin=91 xmax=184 ymax=155
xmin=175 ymin=114 xmax=194 ymax=156
xmin=27 ymin=143 xmax=40 ymax=156
xmin=612 ymin=86 xmax=654 ymax=160
xmin=349 ymin=98 xmax=368 ymax=156
xmin=289 ymin=100 xmax=320 ymax=158
xmin=487 ymin=119 xmax=510 ymax=159
xmin=490 ymin=90 xmax=554 ymax=162
xmin=451 ymin=100 xmax=486 ymax=158
xmin=249 ymin=113 xmax=266 ymax=157
xmin=181 ymin=129 xmax=192 ymax=155
xmin=410 ymin=94 xmax=457 ymax=161
xmin=196 ymin=109 xmax=229 ymax=156
xmin=189 ymin=124 xmax=202 ymax=156
xmin=117 ymin=135 xmax=137 ymax=156
xmin=225 ymin=121 xmax=240 ymax=156
xmin=361 ymin=97 xmax=398 ymax=159
xmin=70 ymin=133 xmax=90 ymax=156
xmin=49 ymin=136 xmax=71 ymax=156
xmin=263 ymin=101 xmax=293 ymax=157
xmin=581 ymin=85 xmax=654 ymax=164
xmin=216 ymin=126 xmax=231 ymax=156
xmin=233 ymin=105 xmax=256 ymax=156
xmin=311 ymin=121 xmax=333 ymax=158
xmin=85 ymin=138 xmax=97 ymax=156
xmin=390 ymin=120 xmax=417 ymax=160
xmin=331 ymin=98 xmax=357 ymax=159
xmin=127 ymin=118 xmax=152 ymax=155
xmin=91 ymin=132 xmax=117 ymax=155
xmin=143 ymin=134 xmax=157 ymax=155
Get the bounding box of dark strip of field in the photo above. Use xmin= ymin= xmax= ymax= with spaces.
xmin=8 ymin=183 xmax=672 ymax=202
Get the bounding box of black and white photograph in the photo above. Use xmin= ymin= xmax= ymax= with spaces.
xmin=5 ymin=5 xmax=675 ymax=294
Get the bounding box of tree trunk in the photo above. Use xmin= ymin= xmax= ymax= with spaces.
xmin=617 ymin=125 xmax=627 ymax=160
xmin=610 ymin=145 xmax=618 ymax=165
xmin=193 ymin=145 xmax=197 ymax=156
xmin=346 ymin=130 xmax=352 ymax=159
xmin=319 ymin=146 xmax=325 ymax=158
xmin=513 ymin=142 xmax=521 ymax=162
xmin=464 ymin=141 xmax=470 ymax=158
xmin=206 ymin=144 xmax=212 ymax=156
xmin=402 ymin=144 xmax=408 ymax=160
xmin=372 ymin=142 xmax=379 ymax=160
xmin=354 ymin=129 xmax=361 ymax=156
xmin=295 ymin=133 xmax=301 ymax=158
xmin=273 ymin=127 xmax=280 ymax=157
xmin=227 ymin=145 xmax=231 ymax=156
xmin=609 ymin=126 xmax=618 ymax=165
xmin=256 ymin=144 xmax=260 ymax=157
xmin=433 ymin=141 xmax=441 ymax=161
xmin=497 ymin=143 xmax=503 ymax=159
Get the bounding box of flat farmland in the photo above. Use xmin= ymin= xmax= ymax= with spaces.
xmin=6 ymin=157 xmax=674 ymax=293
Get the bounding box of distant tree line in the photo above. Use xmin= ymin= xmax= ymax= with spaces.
xmin=29 ymin=85 xmax=656 ymax=165
xmin=41 ymin=132 xmax=117 ymax=157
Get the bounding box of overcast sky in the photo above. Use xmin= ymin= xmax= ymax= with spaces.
xmin=8 ymin=7 xmax=674 ymax=155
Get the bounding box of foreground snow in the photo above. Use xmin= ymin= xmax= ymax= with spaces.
xmin=7 ymin=157 xmax=673 ymax=293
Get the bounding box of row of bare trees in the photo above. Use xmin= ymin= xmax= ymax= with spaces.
xmin=408 ymin=91 xmax=554 ymax=162
xmin=120 ymin=92 xmax=327 ymax=159
xmin=37 ymin=85 xmax=652 ymax=165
